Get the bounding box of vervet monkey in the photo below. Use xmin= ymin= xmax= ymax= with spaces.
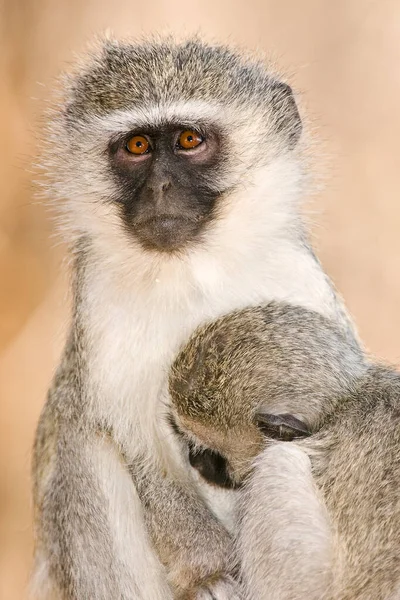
xmin=32 ymin=36 xmax=359 ymax=599
xmin=169 ymin=303 xmax=400 ymax=600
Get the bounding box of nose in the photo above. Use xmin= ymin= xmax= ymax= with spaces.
xmin=147 ymin=176 xmax=172 ymax=195
xmin=145 ymin=174 xmax=172 ymax=210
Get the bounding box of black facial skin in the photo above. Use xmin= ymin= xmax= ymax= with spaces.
xmin=108 ymin=124 xmax=226 ymax=252
xmin=188 ymin=445 xmax=239 ymax=490
xmin=168 ymin=414 xmax=239 ymax=490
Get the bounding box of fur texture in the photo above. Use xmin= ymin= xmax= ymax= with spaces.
xmin=169 ymin=304 xmax=400 ymax=599
xmin=238 ymin=366 xmax=400 ymax=600
xmin=32 ymin=36 xmax=356 ymax=598
xmin=170 ymin=302 xmax=364 ymax=484
xmin=238 ymin=444 xmax=333 ymax=600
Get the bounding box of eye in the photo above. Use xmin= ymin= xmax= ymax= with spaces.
xmin=177 ymin=130 xmax=204 ymax=150
xmin=126 ymin=135 xmax=150 ymax=155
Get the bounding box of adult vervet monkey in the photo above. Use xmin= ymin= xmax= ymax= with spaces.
xmin=32 ymin=36 xmax=358 ymax=599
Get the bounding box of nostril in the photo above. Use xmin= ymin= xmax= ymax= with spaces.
xmin=146 ymin=177 xmax=172 ymax=196
xmin=148 ymin=179 xmax=171 ymax=193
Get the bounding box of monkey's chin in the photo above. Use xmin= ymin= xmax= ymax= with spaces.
xmin=133 ymin=216 xmax=203 ymax=253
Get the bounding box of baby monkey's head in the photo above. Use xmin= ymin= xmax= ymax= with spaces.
xmin=169 ymin=302 xmax=365 ymax=488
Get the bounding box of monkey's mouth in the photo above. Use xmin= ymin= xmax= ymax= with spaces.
xmin=133 ymin=215 xmax=204 ymax=252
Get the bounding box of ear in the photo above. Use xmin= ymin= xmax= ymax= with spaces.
xmin=256 ymin=412 xmax=311 ymax=441
xmin=269 ymin=81 xmax=302 ymax=149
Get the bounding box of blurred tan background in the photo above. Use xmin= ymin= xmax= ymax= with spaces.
xmin=1 ymin=1 xmax=400 ymax=598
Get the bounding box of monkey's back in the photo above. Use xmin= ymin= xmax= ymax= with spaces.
xmin=309 ymin=365 xmax=400 ymax=600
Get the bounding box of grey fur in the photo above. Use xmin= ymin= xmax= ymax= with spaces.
xmin=63 ymin=37 xmax=301 ymax=148
xmin=128 ymin=459 xmax=234 ymax=599
xmin=32 ymin=34 xmax=358 ymax=600
xmin=301 ymin=366 xmax=400 ymax=599
xmin=236 ymin=366 xmax=400 ymax=600
xmin=32 ymin=261 xmax=147 ymax=599
xmin=169 ymin=302 xmax=365 ymax=485
xmin=168 ymin=303 xmax=400 ymax=599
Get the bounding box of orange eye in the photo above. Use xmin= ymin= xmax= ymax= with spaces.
xmin=178 ymin=130 xmax=203 ymax=150
xmin=126 ymin=135 xmax=150 ymax=155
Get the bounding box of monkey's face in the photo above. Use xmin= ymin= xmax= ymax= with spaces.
xmin=169 ymin=413 xmax=262 ymax=489
xmin=108 ymin=124 xmax=225 ymax=251
xmin=46 ymin=38 xmax=304 ymax=258
xmin=170 ymin=411 xmax=311 ymax=490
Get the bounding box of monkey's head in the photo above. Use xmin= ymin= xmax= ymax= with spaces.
xmin=169 ymin=303 xmax=365 ymax=488
xmin=45 ymin=36 xmax=303 ymax=258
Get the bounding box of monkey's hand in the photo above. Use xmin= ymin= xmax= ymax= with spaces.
xmin=152 ymin=489 xmax=234 ymax=598
xmin=133 ymin=467 xmax=234 ymax=598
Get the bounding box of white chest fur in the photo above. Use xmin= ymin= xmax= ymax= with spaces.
xmin=81 ymin=230 xmax=340 ymax=525
xmin=85 ymin=235 xmax=338 ymax=450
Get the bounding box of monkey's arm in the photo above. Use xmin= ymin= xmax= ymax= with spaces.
xmin=236 ymin=443 xmax=333 ymax=600
xmin=129 ymin=460 xmax=239 ymax=599
xmin=32 ymin=411 xmax=173 ymax=600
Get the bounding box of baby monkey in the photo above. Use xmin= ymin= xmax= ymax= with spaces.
xmin=169 ymin=302 xmax=364 ymax=490
xmin=166 ymin=302 xmax=400 ymax=599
